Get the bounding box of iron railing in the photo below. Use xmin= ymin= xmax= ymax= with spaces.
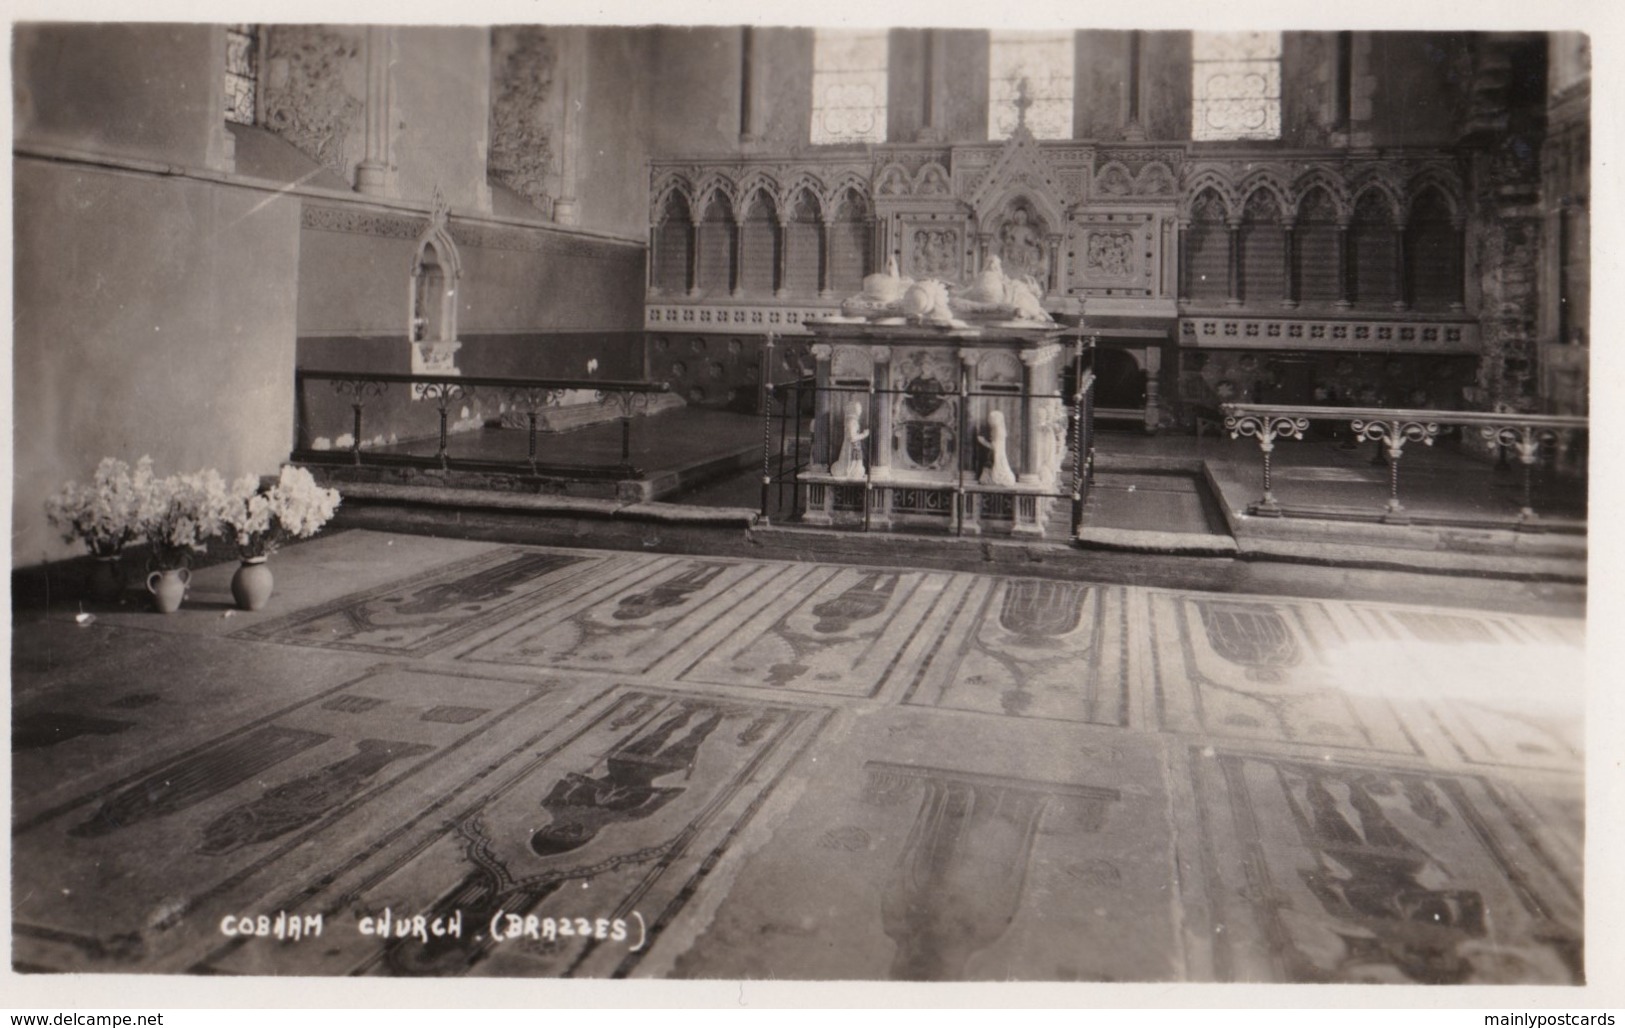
xmin=1221 ymin=402 xmax=1588 ymax=528
xmin=294 ymin=369 xmax=671 ymax=479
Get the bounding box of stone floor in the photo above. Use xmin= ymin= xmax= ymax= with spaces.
xmin=10 ymin=528 xmax=1586 ymax=985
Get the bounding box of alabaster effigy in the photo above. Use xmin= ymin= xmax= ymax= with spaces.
xmin=839 ymin=254 xmax=1054 ymax=328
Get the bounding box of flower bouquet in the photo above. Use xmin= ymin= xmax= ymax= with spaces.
xmin=138 ymin=468 xmax=232 ymax=612
xmin=44 ymin=456 xmax=156 ymax=602
xmin=220 ymin=466 xmax=341 ymax=610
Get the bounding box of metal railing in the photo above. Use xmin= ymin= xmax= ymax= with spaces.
xmin=758 ymin=335 xmax=1098 ymax=537
xmin=294 ymin=369 xmax=671 ymax=480
xmin=1221 ymin=402 xmax=1588 ymax=528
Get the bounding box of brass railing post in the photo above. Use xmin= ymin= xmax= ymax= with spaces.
xmin=1349 ymin=417 xmax=1439 ymax=522
xmin=1224 ymin=412 xmax=1310 ymax=515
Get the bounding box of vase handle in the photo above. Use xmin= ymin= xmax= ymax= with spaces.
xmin=146 ymin=571 xmax=162 ymax=595
xmin=178 ymin=568 xmax=192 ymax=588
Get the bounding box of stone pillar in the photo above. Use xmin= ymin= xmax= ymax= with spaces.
xmin=731 ymin=213 xmax=746 ymax=298
xmin=1334 ymin=222 xmax=1353 ymax=309
xmin=917 ymin=29 xmax=949 ymax=142
xmin=1176 ymin=220 xmax=1190 ymax=300
xmin=1391 ymin=221 xmax=1409 ymax=311
xmin=1450 ymin=219 xmax=1467 ymax=312
xmin=1226 ymin=221 xmax=1243 ymax=307
xmin=647 ymin=222 xmax=660 ymax=296
xmin=864 ymin=215 xmax=879 ymax=278
xmin=1017 ymin=347 xmax=1053 ymax=483
xmin=818 ymin=219 xmax=835 ymax=298
xmin=687 ymin=217 xmax=702 ymax=297
xmin=552 ymin=33 xmax=583 ymax=225
xmin=1045 ymin=234 xmax=1063 ymax=295
xmin=811 ymin=343 xmax=834 ymax=470
xmin=870 ymin=347 xmax=893 ymax=476
xmin=775 ymin=216 xmax=791 ymax=298
xmin=355 ymin=26 xmax=394 ymax=196
xmin=1281 ymin=222 xmax=1298 ymax=308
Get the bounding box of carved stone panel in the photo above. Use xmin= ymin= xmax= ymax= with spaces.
xmin=1065 ymin=212 xmax=1158 ymax=298
xmin=899 ymin=217 xmax=970 ymax=283
xmin=991 ymin=198 xmax=1050 ymax=285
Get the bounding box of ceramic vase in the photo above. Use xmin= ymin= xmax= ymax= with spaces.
xmin=146 ymin=568 xmax=190 ymax=614
xmin=87 ymin=555 xmax=124 ymax=604
xmin=231 ymin=557 xmax=274 ymax=611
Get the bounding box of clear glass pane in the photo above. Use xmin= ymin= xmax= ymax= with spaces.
xmin=811 ymin=30 xmax=888 ymax=144
xmin=1191 ymin=32 xmax=1281 ymax=141
xmin=988 ymin=31 xmax=1074 ymax=139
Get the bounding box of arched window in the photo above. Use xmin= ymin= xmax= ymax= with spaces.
xmin=988 ymin=31 xmax=1074 ymax=140
xmin=810 ymin=30 xmax=888 ymax=145
xmin=1192 ymin=32 xmax=1281 ymax=141
xmin=225 ymin=24 xmax=259 ymax=125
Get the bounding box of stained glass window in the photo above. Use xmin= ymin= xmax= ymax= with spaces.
xmin=988 ymin=31 xmax=1074 ymax=140
xmin=1192 ymin=31 xmax=1281 ymax=141
xmin=810 ymin=30 xmax=888 ymax=145
xmin=225 ymin=24 xmax=258 ymax=125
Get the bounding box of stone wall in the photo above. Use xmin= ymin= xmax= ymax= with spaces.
xmin=13 ymin=159 xmax=302 ymax=564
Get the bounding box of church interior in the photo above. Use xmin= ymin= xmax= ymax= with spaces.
xmin=8 ymin=21 xmax=1601 ymax=991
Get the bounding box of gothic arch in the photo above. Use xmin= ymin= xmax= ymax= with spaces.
xmin=650 ymin=172 xmax=694 ymax=225
xmin=1236 ymin=170 xmax=1293 ymax=222
xmin=913 ymin=162 xmax=952 ymax=196
xmin=1348 ymin=176 xmax=1404 ymax=225
xmin=1406 ymin=169 xmax=1466 ymax=224
xmin=1290 ymin=166 xmax=1351 ymax=222
xmin=823 ymin=172 xmax=871 ymax=218
xmin=1180 ymin=170 xmax=1239 ymax=222
xmin=692 ymin=171 xmax=739 ymax=223
xmin=873 ymin=162 xmax=913 ymax=198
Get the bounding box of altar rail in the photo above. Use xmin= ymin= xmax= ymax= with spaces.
xmin=292 ymin=370 xmax=671 ymax=479
xmin=756 ymin=337 xmax=1098 ymax=536
xmin=1220 ymin=403 xmax=1588 ymax=528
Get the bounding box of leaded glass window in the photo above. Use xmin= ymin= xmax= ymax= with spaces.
xmin=988 ymin=31 xmax=1074 ymax=140
xmin=1191 ymin=31 xmax=1281 ymax=141
xmin=225 ymin=24 xmax=258 ymax=125
xmin=810 ymin=30 xmax=888 ymax=145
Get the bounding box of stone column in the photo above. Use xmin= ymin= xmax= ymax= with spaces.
xmin=1017 ymin=347 xmax=1055 ymax=483
xmin=647 ymin=222 xmax=661 ymax=296
xmin=687 ymin=216 xmax=703 ymax=298
xmin=1226 ymin=220 xmax=1243 ymax=307
xmin=355 ymin=26 xmax=394 ymax=196
xmin=811 ymin=343 xmax=834 ymax=470
xmin=731 ymin=212 xmax=746 ymax=298
xmin=917 ymin=29 xmax=949 ymax=142
xmin=869 ymin=347 xmax=894 ymax=476
xmin=1045 ymin=234 xmax=1063 ymax=295
xmin=1334 ymin=222 xmax=1353 ymax=309
xmin=818 ymin=219 xmax=835 ymax=298
xmin=552 ymin=33 xmax=583 ymax=225
xmin=775 ymin=216 xmax=792 ymax=298
xmin=1281 ymin=221 xmax=1298 ymax=308
xmin=1391 ymin=220 xmax=1409 ymax=311
xmin=1176 ymin=220 xmax=1190 ymax=300
xmin=1450 ymin=218 xmax=1467 ymax=312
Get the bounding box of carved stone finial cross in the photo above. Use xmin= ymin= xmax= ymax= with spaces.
xmin=1013 ymin=77 xmax=1035 ymax=130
